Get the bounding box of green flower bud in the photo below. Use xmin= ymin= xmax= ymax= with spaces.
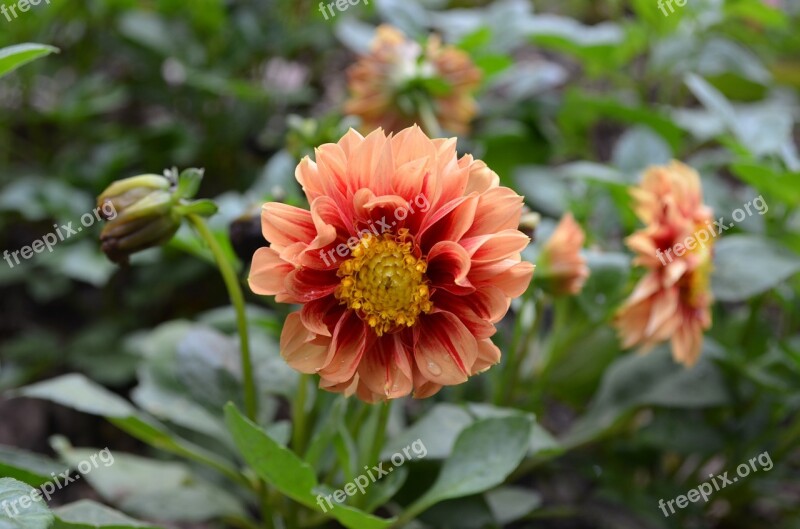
xmin=97 ymin=174 xmax=181 ymax=264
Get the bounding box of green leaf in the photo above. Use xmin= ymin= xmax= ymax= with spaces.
xmin=712 ymin=235 xmax=800 ymax=302
xmin=0 ymin=477 xmax=54 ymax=529
xmin=730 ymin=164 xmax=800 ymax=206
xmin=409 ymin=417 xmax=532 ymax=514
xmin=224 ymin=404 xmax=394 ymax=529
xmin=13 ymin=375 xmax=242 ymax=487
xmin=567 ymin=346 xmax=729 ymax=446
xmin=13 ymin=374 xmax=136 ymax=418
xmin=484 ymin=486 xmax=541 ymax=525
xmin=51 ymin=441 xmax=243 ymax=523
xmin=0 ymin=445 xmax=63 ymax=488
xmin=611 ymin=126 xmax=672 ymax=173
xmin=174 ymin=169 xmax=205 ymax=200
xmin=382 ymin=404 xmax=473 ymax=460
xmin=0 ymin=43 xmax=59 ymax=78
xmin=53 ymin=500 xmax=164 ymax=529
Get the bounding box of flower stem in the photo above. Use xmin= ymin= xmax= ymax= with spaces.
xmin=417 ymin=98 xmax=443 ymax=138
xmin=292 ymin=374 xmax=310 ymax=456
xmin=187 ymin=214 xmax=258 ymax=421
xmin=366 ymin=401 xmax=391 ymax=468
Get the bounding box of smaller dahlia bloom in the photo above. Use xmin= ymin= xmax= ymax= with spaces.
xmin=537 ymin=213 xmax=589 ymax=296
xmin=615 ymin=161 xmax=715 ymax=366
xmin=249 ymin=125 xmax=534 ymax=401
xmin=345 ymin=25 xmax=482 ymax=135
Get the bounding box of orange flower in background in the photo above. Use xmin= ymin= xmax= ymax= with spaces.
xmin=345 ymin=25 xmax=482 ymax=135
xmin=615 ymin=161 xmax=715 ymax=366
xmin=249 ymin=125 xmax=533 ymax=401
xmin=538 ymin=213 xmax=589 ymax=296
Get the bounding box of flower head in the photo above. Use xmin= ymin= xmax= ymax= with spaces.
xmin=97 ymin=169 xmax=217 ymax=264
xmin=538 ymin=213 xmax=589 ymax=296
xmin=615 ymin=161 xmax=714 ymax=366
xmin=345 ymin=25 xmax=482 ymax=135
xmin=97 ymin=174 xmax=181 ymax=264
xmin=249 ymin=126 xmax=534 ymax=401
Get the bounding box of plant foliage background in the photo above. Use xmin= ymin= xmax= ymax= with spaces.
xmin=1 ymin=0 xmax=800 ymax=528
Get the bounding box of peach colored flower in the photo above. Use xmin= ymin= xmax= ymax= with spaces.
xmin=345 ymin=25 xmax=482 ymax=135
xmin=249 ymin=126 xmax=533 ymax=401
xmin=538 ymin=213 xmax=589 ymax=295
xmin=615 ymin=161 xmax=714 ymax=366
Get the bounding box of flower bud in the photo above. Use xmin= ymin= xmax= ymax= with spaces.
xmin=97 ymin=175 xmax=181 ymax=264
xmin=537 ymin=213 xmax=590 ymax=296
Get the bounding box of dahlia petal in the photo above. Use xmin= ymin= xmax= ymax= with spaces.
xmin=337 ymin=128 xmax=366 ymax=157
xmin=391 ymin=125 xmax=438 ymax=168
xmin=358 ymin=334 xmax=413 ymax=399
xmin=462 ymin=229 xmax=531 ymax=262
xmin=350 ymin=129 xmax=389 ymax=192
xmin=261 ymin=203 xmax=316 ymax=248
xmin=414 ymin=311 xmax=478 ymax=385
xmin=281 ymin=312 xmax=330 ymax=374
xmin=426 ymin=241 xmax=474 ymax=295
xmin=249 ymin=247 xmax=294 ymax=296
xmin=284 ymin=267 xmax=339 ymax=303
xmin=418 ymin=195 xmax=479 ymax=252
xmin=391 ymin=157 xmax=428 ymax=201
xmin=465 ymin=187 xmax=524 ymax=237
xmin=318 ymin=310 xmax=368 ymax=383
xmin=472 ymin=339 xmax=502 ymax=374
xmin=491 ymin=261 xmax=535 ymax=298
xmin=300 ymin=296 xmax=343 ymax=337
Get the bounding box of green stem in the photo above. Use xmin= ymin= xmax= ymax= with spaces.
xmin=292 ymin=374 xmax=310 ymax=456
xmin=187 ymin=214 xmax=258 ymax=421
xmin=417 ymin=98 xmax=443 ymax=138
xmin=366 ymin=401 xmax=391 ymax=469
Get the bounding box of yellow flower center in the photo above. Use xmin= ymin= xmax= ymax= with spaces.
xmin=335 ymin=230 xmax=432 ymax=336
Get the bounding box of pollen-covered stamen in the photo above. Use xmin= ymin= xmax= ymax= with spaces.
xmin=335 ymin=229 xmax=432 ymax=336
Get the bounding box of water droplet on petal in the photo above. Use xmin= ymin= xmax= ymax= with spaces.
xmin=427 ymin=361 xmax=442 ymax=376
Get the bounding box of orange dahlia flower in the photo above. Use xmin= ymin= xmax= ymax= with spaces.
xmin=615 ymin=161 xmax=714 ymax=366
xmin=345 ymin=25 xmax=482 ymax=135
xmin=249 ymin=126 xmax=533 ymax=401
xmin=538 ymin=213 xmax=589 ymax=296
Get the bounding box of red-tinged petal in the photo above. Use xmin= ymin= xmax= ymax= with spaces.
xmin=358 ymin=334 xmax=413 ymax=399
xmin=418 ymin=195 xmax=479 ymax=252
xmin=319 ymin=375 xmax=359 ymax=397
xmin=462 ymin=229 xmax=531 ymax=262
xmin=414 ymin=311 xmax=477 ymax=385
xmin=281 ymin=312 xmax=330 ymax=374
xmin=464 ymin=187 xmax=524 ymax=237
xmin=349 ymin=129 xmax=389 ymax=192
xmin=426 ymin=241 xmax=474 ymax=295
xmin=412 ymin=365 xmax=443 ymax=399
xmin=300 ymin=296 xmax=343 ymax=337
xmin=492 ymin=261 xmax=535 ymax=298
xmin=472 ymin=339 xmax=502 ymax=374
xmin=261 ymin=203 xmax=316 ymax=248
xmin=284 ymin=267 xmax=339 ymax=303
xmin=390 ymin=125 xmax=438 ymax=169
xmin=391 ymin=157 xmax=428 ymax=201
xmin=337 ymin=128 xmax=366 ymax=157
xmin=318 ymin=310 xmax=369 ymax=383
xmin=249 ymin=247 xmax=294 ymax=296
